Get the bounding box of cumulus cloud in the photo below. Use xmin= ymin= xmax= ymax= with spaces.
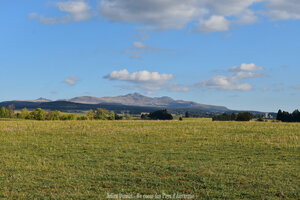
xmin=229 ymin=63 xmax=264 ymax=72
xmin=105 ymin=69 xmax=189 ymax=93
xmin=64 ymin=76 xmax=78 ymax=86
xmin=196 ymin=15 xmax=230 ymax=33
xmin=105 ymin=69 xmax=173 ymax=83
xmin=99 ymin=0 xmax=202 ymax=30
xmin=28 ymin=0 xmax=91 ymax=24
xmin=198 ymin=64 xmax=264 ymax=91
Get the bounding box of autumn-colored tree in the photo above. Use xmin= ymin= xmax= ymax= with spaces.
xmin=87 ymin=109 xmax=95 ymax=120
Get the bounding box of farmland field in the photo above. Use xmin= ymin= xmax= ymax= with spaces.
xmin=0 ymin=119 xmax=299 ymax=199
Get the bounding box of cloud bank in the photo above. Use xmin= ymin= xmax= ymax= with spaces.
xmin=29 ymin=0 xmax=300 ymax=32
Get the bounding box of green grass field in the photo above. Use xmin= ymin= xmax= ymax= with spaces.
xmin=0 ymin=119 xmax=299 ymax=199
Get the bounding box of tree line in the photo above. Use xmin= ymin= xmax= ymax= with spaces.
xmin=277 ymin=109 xmax=300 ymax=122
xmin=0 ymin=106 xmax=175 ymax=121
xmin=0 ymin=106 xmax=118 ymax=121
xmin=212 ymin=112 xmax=254 ymax=121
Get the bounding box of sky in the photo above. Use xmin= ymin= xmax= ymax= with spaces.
xmin=0 ymin=0 xmax=299 ymax=112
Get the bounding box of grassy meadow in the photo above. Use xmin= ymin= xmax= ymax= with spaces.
xmin=0 ymin=119 xmax=299 ymax=199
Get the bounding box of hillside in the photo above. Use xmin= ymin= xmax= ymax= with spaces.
xmin=64 ymin=93 xmax=229 ymax=112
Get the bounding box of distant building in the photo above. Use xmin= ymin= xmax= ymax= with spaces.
xmin=265 ymin=113 xmax=274 ymax=119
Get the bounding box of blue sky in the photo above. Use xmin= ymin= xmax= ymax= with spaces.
xmin=0 ymin=0 xmax=299 ymax=112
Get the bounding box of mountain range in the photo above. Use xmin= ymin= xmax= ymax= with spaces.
xmin=1 ymin=93 xmax=270 ymax=116
xmin=60 ymin=93 xmax=229 ymax=112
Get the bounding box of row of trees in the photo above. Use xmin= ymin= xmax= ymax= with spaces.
xmin=277 ymin=109 xmax=300 ymax=122
xmin=0 ymin=105 xmax=15 ymax=118
xmin=0 ymin=106 xmax=117 ymax=121
xmin=212 ymin=112 xmax=254 ymax=122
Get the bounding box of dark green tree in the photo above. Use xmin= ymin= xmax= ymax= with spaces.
xmin=185 ymin=111 xmax=190 ymax=118
xmin=148 ymin=110 xmax=173 ymax=120
xmin=236 ymin=112 xmax=253 ymax=121
xmin=277 ymin=109 xmax=283 ymax=121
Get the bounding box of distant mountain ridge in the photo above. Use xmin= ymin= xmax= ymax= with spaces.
xmin=32 ymin=98 xmax=52 ymax=102
xmin=0 ymin=94 xmax=273 ymax=116
xmin=63 ymin=93 xmax=229 ymax=112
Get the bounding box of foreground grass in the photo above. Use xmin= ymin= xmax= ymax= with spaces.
xmin=0 ymin=119 xmax=299 ymax=199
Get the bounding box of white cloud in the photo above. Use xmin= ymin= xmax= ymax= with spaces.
xmin=105 ymin=69 xmax=189 ymax=93
xmin=229 ymin=63 xmax=264 ymax=72
xmin=105 ymin=69 xmax=173 ymax=83
xmin=198 ymin=64 xmax=264 ymax=91
xmin=64 ymin=76 xmax=78 ymax=86
xmin=199 ymin=75 xmax=253 ymax=91
xmin=56 ymin=0 xmax=91 ymax=21
xmin=196 ymin=15 xmax=230 ymax=33
xmin=28 ymin=0 xmax=91 ymax=24
xmin=234 ymin=71 xmax=264 ymax=79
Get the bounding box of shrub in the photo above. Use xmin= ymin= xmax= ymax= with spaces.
xmin=46 ymin=110 xmax=61 ymax=120
xmin=212 ymin=113 xmax=236 ymax=121
xmin=257 ymin=115 xmax=264 ymax=122
xmin=87 ymin=109 xmax=95 ymax=120
xmin=20 ymin=108 xmax=30 ymax=119
xmin=77 ymin=116 xmax=88 ymax=120
xmin=109 ymin=111 xmax=115 ymax=120
xmin=30 ymin=108 xmax=45 ymax=120
xmin=60 ymin=114 xmax=77 ymax=121
xmin=115 ymin=114 xmax=124 ymax=120
xmin=236 ymin=112 xmax=253 ymax=121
